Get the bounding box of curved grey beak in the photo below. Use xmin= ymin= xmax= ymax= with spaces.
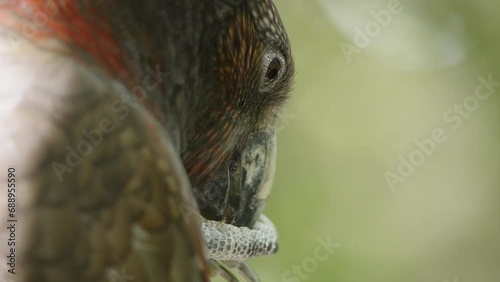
xmin=192 ymin=126 xmax=277 ymax=228
xmin=226 ymin=127 xmax=276 ymax=228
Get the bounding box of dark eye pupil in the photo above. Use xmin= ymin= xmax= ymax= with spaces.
xmin=266 ymin=58 xmax=281 ymax=81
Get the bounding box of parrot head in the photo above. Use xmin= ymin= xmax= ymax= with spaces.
xmin=2 ymin=0 xmax=294 ymax=229
xmin=181 ymin=0 xmax=295 ymax=227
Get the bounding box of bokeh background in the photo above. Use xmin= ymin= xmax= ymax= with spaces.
xmin=226 ymin=0 xmax=500 ymax=281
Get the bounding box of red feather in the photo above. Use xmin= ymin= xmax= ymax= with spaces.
xmin=0 ymin=1 xmax=128 ymax=81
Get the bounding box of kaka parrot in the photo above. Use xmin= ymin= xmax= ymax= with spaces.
xmin=0 ymin=0 xmax=294 ymax=281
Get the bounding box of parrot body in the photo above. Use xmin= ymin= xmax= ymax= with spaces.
xmin=0 ymin=1 xmax=294 ymax=281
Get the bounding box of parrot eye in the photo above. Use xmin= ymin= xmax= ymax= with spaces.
xmin=265 ymin=58 xmax=281 ymax=82
xmin=261 ymin=50 xmax=286 ymax=90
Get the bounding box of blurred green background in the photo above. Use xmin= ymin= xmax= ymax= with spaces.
xmin=218 ymin=0 xmax=500 ymax=281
